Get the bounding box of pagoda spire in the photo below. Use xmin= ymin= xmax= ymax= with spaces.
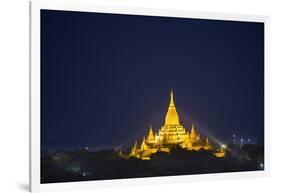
xmin=130 ymin=141 xmax=138 ymax=157
xmin=191 ymin=124 xmax=196 ymax=133
xmin=197 ymin=134 xmax=201 ymax=141
xmin=141 ymin=137 xmax=147 ymax=150
xmin=170 ymin=88 xmax=175 ymax=107
xmin=133 ymin=140 xmax=138 ymax=149
xmin=190 ymin=124 xmax=197 ymax=139
xmin=205 ymin=137 xmax=209 ymax=145
xmin=165 ymin=89 xmax=180 ymax=125
xmin=146 ymin=125 xmax=155 ymax=142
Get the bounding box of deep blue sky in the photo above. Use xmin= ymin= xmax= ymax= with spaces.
xmin=41 ymin=10 xmax=264 ymax=151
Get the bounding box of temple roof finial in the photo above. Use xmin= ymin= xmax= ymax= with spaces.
xmin=205 ymin=137 xmax=209 ymax=145
xmin=170 ymin=88 xmax=175 ymax=107
xmin=191 ymin=124 xmax=195 ymax=133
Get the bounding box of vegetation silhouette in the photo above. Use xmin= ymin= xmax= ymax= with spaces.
xmin=41 ymin=144 xmax=263 ymax=183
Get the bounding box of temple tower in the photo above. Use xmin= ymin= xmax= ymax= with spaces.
xmin=165 ymin=90 xmax=180 ymax=125
xmin=146 ymin=126 xmax=155 ymax=144
xmin=140 ymin=137 xmax=147 ymax=151
xmin=190 ymin=124 xmax=197 ymax=139
xmin=158 ymin=89 xmax=186 ymax=144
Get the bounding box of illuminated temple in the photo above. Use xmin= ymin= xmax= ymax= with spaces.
xmin=130 ymin=90 xmax=224 ymax=160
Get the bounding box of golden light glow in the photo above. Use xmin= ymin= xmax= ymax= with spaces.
xmin=129 ymin=90 xmax=224 ymax=160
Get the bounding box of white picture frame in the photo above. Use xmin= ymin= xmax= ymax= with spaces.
xmin=30 ymin=0 xmax=270 ymax=192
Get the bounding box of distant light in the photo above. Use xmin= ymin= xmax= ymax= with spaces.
xmin=233 ymin=134 xmax=236 ymax=138
xmin=221 ymin=144 xmax=226 ymax=149
xmin=240 ymin=139 xmax=244 ymax=142
xmin=248 ymin=139 xmax=251 ymax=142
xmin=85 ymin=147 xmax=89 ymax=150
xmin=260 ymin=163 xmax=264 ymax=168
xmin=82 ymin=172 xmax=86 ymax=176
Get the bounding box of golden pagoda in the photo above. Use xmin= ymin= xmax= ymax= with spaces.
xmin=130 ymin=90 xmax=216 ymax=160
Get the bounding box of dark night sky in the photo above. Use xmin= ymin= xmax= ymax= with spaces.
xmin=41 ymin=10 xmax=264 ymax=151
